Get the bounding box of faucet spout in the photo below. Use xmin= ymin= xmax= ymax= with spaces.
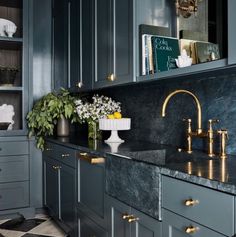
xmin=161 ymin=89 xmax=202 ymax=134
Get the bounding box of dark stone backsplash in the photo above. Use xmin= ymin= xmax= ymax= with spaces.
xmin=83 ymin=68 xmax=236 ymax=155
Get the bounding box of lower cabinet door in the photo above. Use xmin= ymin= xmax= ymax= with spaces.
xmin=131 ymin=208 xmax=161 ymax=237
xmin=44 ymin=157 xmax=59 ymax=218
xmin=162 ymin=209 xmax=225 ymax=237
xmin=60 ymin=163 xmax=76 ymax=228
xmin=106 ymin=195 xmax=131 ymax=237
xmin=78 ymin=211 xmax=108 ymax=237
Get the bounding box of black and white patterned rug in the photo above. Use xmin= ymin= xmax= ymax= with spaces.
xmin=0 ymin=214 xmax=66 ymax=237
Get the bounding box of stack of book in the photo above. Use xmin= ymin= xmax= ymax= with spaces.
xmin=141 ymin=35 xmax=220 ymax=76
xmin=142 ymin=35 xmax=180 ymax=75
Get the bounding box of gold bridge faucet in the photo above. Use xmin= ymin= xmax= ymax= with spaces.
xmin=161 ymin=89 xmax=225 ymax=157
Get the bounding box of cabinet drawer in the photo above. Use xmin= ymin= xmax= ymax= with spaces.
xmin=0 ymin=155 xmax=29 ymax=183
xmin=162 ymin=176 xmax=234 ymax=236
xmin=44 ymin=142 xmax=76 ymax=168
xmin=0 ymin=141 xmax=28 ymax=156
xmin=0 ymin=181 xmax=29 ymax=210
xmin=163 ymin=209 xmax=225 ymax=237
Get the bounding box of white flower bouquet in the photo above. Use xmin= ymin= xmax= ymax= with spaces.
xmin=75 ymin=95 xmax=121 ymax=139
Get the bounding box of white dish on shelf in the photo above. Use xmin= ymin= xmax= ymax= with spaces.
xmin=99 ymin=118 xmax=131 ymax=143
xmin=0 ymin=104 xmax=15 ymax=130
xmin=0 ymin=18 xmax=17 ymax=37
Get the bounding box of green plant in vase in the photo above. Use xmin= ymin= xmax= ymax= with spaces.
xmin=75 ymin=95 xmax=121 ymax=140
xmin=26 ymin=88 xmax=80 ymax=150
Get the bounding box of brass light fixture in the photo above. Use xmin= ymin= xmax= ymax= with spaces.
xmin=176 ymin=0 xmax=202 ymax=18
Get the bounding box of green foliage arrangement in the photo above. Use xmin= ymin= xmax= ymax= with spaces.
xmin=26 ymin=88 xmax=80 ymax=150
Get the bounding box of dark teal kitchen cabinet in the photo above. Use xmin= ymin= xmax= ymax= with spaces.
xmin=162 ymin=175 xmax=234 ymax=237
xmin=107 ymin=195 xmax=161 ymax=237
xmin=77 ymin=151 xmax=107 ymax=229
xmin=43 ymin=142 xmax=77 ymax=235
xmin=52 ymin=0 xmax=69 ymax=90
xmin=93 ymin=0 xmax=134 ymax=88
xmin=162 ymin=209 xmax=225 ymax=237
xmin=78 ymin=210 xmax=108 ymax=237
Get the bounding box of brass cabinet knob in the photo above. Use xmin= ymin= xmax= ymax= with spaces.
xmin=184 ymin=199 xmax=199 ymax=206
xmin=80 ymin=152 xmax=88 ymax=156
xmin=185 ymin=226 xmax=198 ymax=234
xmin=61 ymin=154 xmax=70 ymax=158
xmin=107 ymin=74 xmax=116 ymax=81
xmin=76 ymin=82 xmax=83 ymax=88
xmin=52 ymin=165 xmax=61 ymax=170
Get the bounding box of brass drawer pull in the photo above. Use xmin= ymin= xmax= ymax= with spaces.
xmin=185 ymin=199 xmax=199 ymax=206
xmin=52 ymin=165 xmax=61 ymax=170
xmin=79 ymin=152 xmax=105 ymax=164
xmin=122 ymin=214 xmax=133 ymax=220
xmin=61 ymin=154 xmax=70 ymax=158
xmin=127 ymin=216 xmax=139 ymax=223
xmin=46 ymin=148 xmax=52 ymax=151
xmin=185 ymin=226 xmax=198 ymax=234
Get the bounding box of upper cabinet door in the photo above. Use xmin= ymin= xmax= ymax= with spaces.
xmin=52 ymin=0 xmax=68 ymax=90
xmin=94 ymin=0 xmax=134 ymax=89
xmin=94 ymin=0 xmax=111 ymax=88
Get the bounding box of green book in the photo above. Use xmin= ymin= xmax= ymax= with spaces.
xmin=152 ymin=36 xmax=180 ymax=72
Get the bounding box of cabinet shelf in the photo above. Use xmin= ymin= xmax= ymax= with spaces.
xmin=0 ymin=86 xmax=23 ymax=91
xmin=0 ymin=0 xmax=22 ymax=8
xmin=138 ymin=59 xmax=227 ymax=82
xmin=0 ymin=37 xmax=23 ymax=50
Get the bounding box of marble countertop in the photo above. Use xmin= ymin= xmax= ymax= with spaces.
xmin=47 ymin=136 xmax=236 ymax=195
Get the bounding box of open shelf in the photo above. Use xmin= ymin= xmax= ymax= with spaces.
xmin=0 ymin=86 xmax=23 ymax=91
xmin=0 ymin=36 xmax=23 ymax=43
xmin=0 ymin=0 xmax=22 ymax=8
xmin=138 ymin=59 xmax=227 ymax=82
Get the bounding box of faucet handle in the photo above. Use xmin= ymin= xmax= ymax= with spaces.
xmin=217 ymin=129 xmax=228 ymax=159
xmin=208 ymin=119 xmax=219 ymax=131
xmin=183 ymin=118 xmax=192 ymax=133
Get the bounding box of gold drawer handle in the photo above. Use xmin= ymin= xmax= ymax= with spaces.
xmin=79 ymin=153 xmax=105 ymax=164
xmin=107 ymin=73 xmax=116 ymax=81
xmin=185 ymin=226 xmax=198 ymax=234
xmin=61 ymin=154 xmax=70 ymax=158
xmin=122 ymin=214 xmax=133 ymax=220
xmin=127 ymin=216 xmax=139 ymax=223
xmin=52 ymin=165 xmax=61 ymax=170
xmin=185 ymin=199 xmax=199 ymax=206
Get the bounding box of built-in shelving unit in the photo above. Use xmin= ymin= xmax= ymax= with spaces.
xmin=0 ymin=0 xmax=25 ymax=133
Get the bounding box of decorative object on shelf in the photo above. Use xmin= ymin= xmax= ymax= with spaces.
xmin=27 ymin=88 xmax=80 ymax=150
xmin=0 ymin=18 xmax=17 ymax=37
xmin=0 ymin=66 xmax=19 ymax=86
xmin=175 ymin=49 xmax=193 ymax=68
xmin=0 ymin=104 xmax=15 ymax=130
xmin=75 ymin=95 xmax=121 ymax=140
xmin=175 ymin=0 xmax=203 ymax=18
